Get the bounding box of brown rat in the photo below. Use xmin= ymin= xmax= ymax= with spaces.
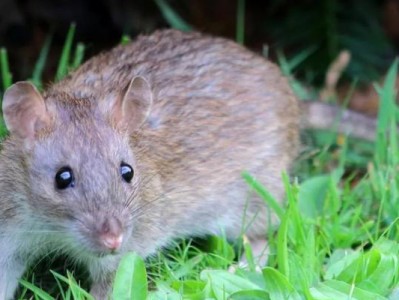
xmin=0 ymin=28 xmax=384 ymax=299
xmin=0 ymin=29 xmax=300 ymax=299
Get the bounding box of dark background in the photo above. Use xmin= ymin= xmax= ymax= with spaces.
xmin=1 ymin=0 xmax=398 ymax=111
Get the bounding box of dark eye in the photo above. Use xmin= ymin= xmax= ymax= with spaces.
xmin=55 ymin=166 xmax=75 ymax=189
xmin=120 ymin=162 xmax=134 ymax=183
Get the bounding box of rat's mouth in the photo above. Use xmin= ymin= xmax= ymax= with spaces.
xmin=81 ymin=247 xmax=121 ymax=259
xmin=86 ymin=241 xmax=124 ymax=257
xmin=72 ymin=235 xmax=124 ymax=259
xmin=93 ymin=251 xmax=115 ymax=258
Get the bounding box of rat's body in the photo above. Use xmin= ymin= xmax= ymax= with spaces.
xmin=0 ymin=30 xmax=299 ymax=298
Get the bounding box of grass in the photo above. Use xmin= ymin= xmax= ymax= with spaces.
xmin=1 ymin=19 xmax=399 ymax=300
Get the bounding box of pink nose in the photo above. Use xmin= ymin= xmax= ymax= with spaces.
xmin=98 ymin=217 xmax=124 ymax=251
xmin=101 ymin=233 xmax=124 ymax=251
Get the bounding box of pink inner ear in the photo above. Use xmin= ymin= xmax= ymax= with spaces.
xmin=120 ymin=76 xmax=153 ymax=130
xmin=107 ymin=92 xmax=125 ymax=129
xmin=2 ymin=81 xmax=50 ymax=140
xmin=95 ymin=77 xmax=153 ymax=131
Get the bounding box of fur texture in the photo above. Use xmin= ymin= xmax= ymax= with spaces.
xmin=0 ymin=29 xmax=299 ymax=299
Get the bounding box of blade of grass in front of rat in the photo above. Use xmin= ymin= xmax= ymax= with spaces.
xmin=31 ymin=35 xmax=52 ymax=89
xmin=283 ymin=172 xmax=308 ymax=247
xmin=19 ymin=279 xmax=54 ymax=300
xmin=67 ymin=271 xmax=93 ymax=300
xmin=71 ymin=42 xmax=85 ymax=70
xmin=276 ymin=206 xmax=289 ymax=278
xmin=0 ymin=48 xmax=12 ymax=92
xmin=283 ymin=173 xmax=322 ymax=290
xmin=242 ymin=171 xmax=284 ymax=220
xmin=52 ymin=270 xmax=67 ymax=300
xmin=51 ymin=271 xmax=93 ymax=299
xmin=56 ymin=23 xmax=76 ymax=81
xmin=236 ymin=0 xmax=245 ymax=45
xmin=17 ymin=283 xmax=30 ymax=300
xmin=154 ymin=0 xmax=192 ymax=32
xmin=242 ymin=237 xmax=256 ymax=272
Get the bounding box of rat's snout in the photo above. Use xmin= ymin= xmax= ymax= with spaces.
xmin=96 ymin=216 xmax=124 ymax=252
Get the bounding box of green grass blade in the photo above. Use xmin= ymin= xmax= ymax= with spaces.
xmin=276 ymin=204 xmax=290 ymax=278
xmin=71 ymin=42 xmax=85 ymax=70
xmin=0 ymin=48 xmax=12 ymax=91
xmin=242 ymin=236 xmax=256 ymax=272
xmin=121 ymin=34 xmax=131 ymax=45
xmin=56 ymin=23 xmax=76 ymax=81
xmin=200 ymin=269 xmax=263 ymax=299
xmin=242 ymin=171 xmax=284 ymax=220
xmin=375 ymin=59 xmax=398 ymax=163
xmin=236 ymin=0 xmax=245 ymax=44
xmin=19 ymin=279 xmax=54 ymax=300
xmin=31 ymin=35 xmax=52 ymax=89
xmin=154 ymin=0 xmax=192 ymax=31
xmin=262 ymin=268 xmax=302 ymax=300
xmin=50 ymin=271 xmax=93 ymax=299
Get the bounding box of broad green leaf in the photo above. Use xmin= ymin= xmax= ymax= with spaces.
xmin=310 ymin=280 xmax=386 ymax=300
xmin=148 ymin=281 xmax=182 ymax=300
xmin=200 ymin=269 xmax=263 ymax=300
xmin=112 ymin=252 xmax=148 ymax=300
xmin=230 ymin=289 xmax=271 ymax=299
xmin=375 ymin=59 xmax=398 ymax=163
xmin=329 ymin=241 xmax=399 ymax=294
xmin=262 ymin=268 xmax=302 ymax=300
xmin=298 ymin=175 xmax=331 ymax=218
xmin=325 ymin=249 xmax=360 ymax=280
xmin=170 ymin=280 xmax=206 ymax=300
xmin=234 ymin=269 xmax=267 ymax=290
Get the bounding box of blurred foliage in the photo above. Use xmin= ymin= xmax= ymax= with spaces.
xmin=0 ymin=0 xmax=396 ymax=88
xmin=157 ymin=0 xmax=396 ymax=86
xmin=262 ymin=0 xmax=395 ymax=86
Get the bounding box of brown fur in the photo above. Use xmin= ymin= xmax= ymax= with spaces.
xmin=0 ymin=29 xmax=299 ymax=299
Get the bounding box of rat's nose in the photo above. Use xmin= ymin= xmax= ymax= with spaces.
xmin=101 ymin=233 xmax=123 ymax=251
xmin=98 ymin=217 xmax=124 ymax=251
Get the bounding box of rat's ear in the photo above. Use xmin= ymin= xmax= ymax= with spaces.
xmin=111 ymin=76 xmax=153 ymax=131
xmin=2 ymin=81 xmax=51 ymax=140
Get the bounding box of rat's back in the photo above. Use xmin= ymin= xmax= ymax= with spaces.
xmin=57 ymin=29 xmax=300 ymax=238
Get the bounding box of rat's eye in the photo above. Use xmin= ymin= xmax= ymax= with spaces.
xmin=55 ymin=166 xmax=75 ymax=189
xmin=120 ymin=162 xmax=134 ymax=183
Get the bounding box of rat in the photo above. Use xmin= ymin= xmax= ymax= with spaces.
xmin=0 ymin=29 xmax=378 ymax=299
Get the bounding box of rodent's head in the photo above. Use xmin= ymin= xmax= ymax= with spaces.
xmin=2 ymin=77 xmax=153 ymax=257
